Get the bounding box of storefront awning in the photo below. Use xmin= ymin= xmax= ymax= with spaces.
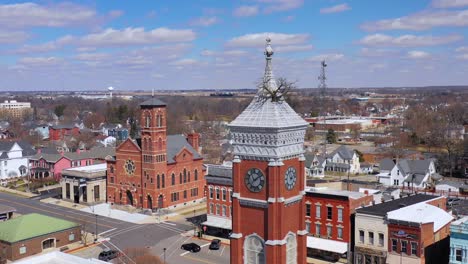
xmin=307 ymin=236 xmax=348 ymax=254
xmin=202 ymin=215 xmax=232 ymax=230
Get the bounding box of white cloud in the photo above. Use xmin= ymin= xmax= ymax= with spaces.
xmin=233 ymin=6 xmax=259 ymax=17
xmin=152 ymin=73 xmax=165 ymax=79
xmin=74 ymin=53 xmax=110 ymax=61
xmin=259 ymin=0 xmax=304 ymax=13
xmin=368 ymin=63 xmax=386 ymax=72
xmin=0 ymin=30 xmax=28 ymax=43
xmin=224 ymin=50 xmax=248 ymax=56
xmin=79 ymin=27 xmax=196 ymax=47
xmin=201 ymin=50 xmax=216 ymax=56
xmin=189 ymin=17 xmax=220 ymax=27
xmin=361 ymin=9 xmax=468 ymax=31
xmin=432 ymin=0 xmax=468 ymax=8
xmin=320 ymin=4 xmax=351 ymax=14
xmin=13 ymin=35 xmax=73 ymax=54
xmin=407 ymin=50 xmax=431 ymax=59
xmin=455 ymin=46 xmax=468 ymax=52
xmin=456 ymin=53 xmax=468 ymax=59
xmin=226 ymin=32 xmax=310 ymax=47
xmin=0 ymin=2 xmax=97 ymax=28
xmin=283 ymin=15 xmax=295 ymax=22
xmin=309 ymin=53 xmax=345 ymax=62
xmin=360 ymin=48 xmax=399 ymax=57
xmin=169 ymin=58 xmax=198 ymax=66
xmin=276 ymin=45 xmax=313 ymax=52
xmin=359 ymin=33 xmax=462 ymax=47
xmin=18 ymin=56 xmax=63 ymax=67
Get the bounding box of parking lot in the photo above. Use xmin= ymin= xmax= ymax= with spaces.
xmin=153 ymin=234 xmax=230 ymax=264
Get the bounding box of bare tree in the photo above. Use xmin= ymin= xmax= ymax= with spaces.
xmin=116 ymin=248 xmax=163 ymax=264
xmin=257 ymin=77 xmax=296 ymax=103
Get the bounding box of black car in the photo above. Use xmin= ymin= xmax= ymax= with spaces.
xmin=98 ymin=249 xmax=119 ymax=261
xmin=209 ymin=239 xmax=221 ymax=250
xmin=181 ymin=242 xmax=201 ymax=252
xmin=447 ymin=198 xmax=461 ymax=207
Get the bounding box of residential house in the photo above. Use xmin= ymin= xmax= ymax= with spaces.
xmin=108 ymin=127 xmax=128 ymax=141
xmin=324 ymin=145 xmax=361 ymax=174
xmin=378 ymin=158 xmax=442 ymax=189
xmin=354 ymin=194 xmax=446 ymax=264
xmin=29 ymin=147 xmax=114 ymax=180
xmin=450 ymin=216 xmax=468 ymax=264
xmin=305 ymin=187 xmax=373 ymax=262
xmin=0 ymin=141 xmax=35 ymax=181
xmin=33 ymin=124 xmax=50 ymax=139
xmin=305 ymin=153 xmax=326 ymax=178
xmin=49 ymin=124 xmax=80 ymax=141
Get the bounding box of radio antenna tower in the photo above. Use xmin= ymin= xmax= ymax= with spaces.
xmin=318 ymin=60 xmax=328 ymax=156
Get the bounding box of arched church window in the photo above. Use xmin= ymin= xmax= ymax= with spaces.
xmin=145 ymin=113 xmax=151 ymax=127
xmin=171 ymin=173 xmax=175 ymax=185
xmin=286 ymin=233 xmax=297 ymax=264
xmin=244 ymin=235 xmax=265 ymax=264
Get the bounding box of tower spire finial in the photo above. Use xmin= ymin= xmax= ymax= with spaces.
xmin=152 ymin=88 xmax=154 ymax=97
xmin=259 ymin=37 xmax=278 ymax=96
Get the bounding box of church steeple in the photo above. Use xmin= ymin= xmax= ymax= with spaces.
xmin=261 ymin=37 xmax=278 ymax=96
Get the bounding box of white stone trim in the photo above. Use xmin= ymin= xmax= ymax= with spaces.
xmin=232 ymin=192 xmax=240 ymax=198
xmin=277 ymin=197 xmax=285 ymax=202
xmin=232 ymin=156 xmax=241 ymax=163
xmin=299 ymin=154 xmax=306 ymax=161
xmin=268 ymin=197 xmax=276 ymax=203
xmin=300 ymin=190 xmax=306 ymax=195
xmin=284 ymin=194 xmax=303 ymax=205
xmin=230 ymin=233 xmax=243 ymax=239
xmin=265 ymin=239 xmax=287 ymax=246
xmin=297 ymin=230 xmax=308 ymax=236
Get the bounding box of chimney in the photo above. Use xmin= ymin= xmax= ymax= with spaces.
xmin=37 ymin=148 xmax=42 ymax=154
xmin=187 ymin=132 xmax=200 ymax=152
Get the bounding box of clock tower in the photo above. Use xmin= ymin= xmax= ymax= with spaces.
xmin=229 ymin=38 xmax=308 ymax=264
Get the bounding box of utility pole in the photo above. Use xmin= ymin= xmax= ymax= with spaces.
xmin=94 ymin=214 xmax=98 ymax=243
xmin=163 ymin=247 xmax=166 ymax=264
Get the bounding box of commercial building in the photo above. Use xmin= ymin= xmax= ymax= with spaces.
xmin=61 ymin=163 xmax=107 ymax=205
xmin=0 ymin=100 xmax=32 ymax=119
xmin=305 ymin=188 xmax=373 ymax=262
xmin=386 ymin=202 xmax=452 ymax=264
xmin=106 ymin=97 xmax=205 ymax=210
xmin=48 ymin=124 xmax=80 ymax=141
xmin=203 ymin=164 xmax=233 ymax=237
xmin=354 ymin=194 xmax=447 ymax=264
xmin=0 ymin=213 xmax=80 ymax=261
xmin=450 ymin=216 xmax=468 ymax=264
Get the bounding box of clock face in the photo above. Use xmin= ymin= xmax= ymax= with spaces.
xmin=284 ymin=167 xmax=297 ymax=190
xmin=124 ymin=160 xmax=136 ymax=175
xmin=244 ymin=168 xmax=265 ymax=193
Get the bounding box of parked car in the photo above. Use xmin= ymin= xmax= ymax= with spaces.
xmin=98 ymin=249 xmax=119 ymax=261
xmin=181 ymin=243 xmax=201 ymax=252
xmin=209 ymin=239 xmax=221 ymax=250
xmin=447 ymin=198 xmax=461 ymax=207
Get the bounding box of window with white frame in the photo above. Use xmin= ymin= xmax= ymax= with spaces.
xmin=411 ymin=242 xmax=418 ymax=256
xmin=222 ymin=205 xmax=227 ymax=216
xmin=286 ymin=234 xmax=297 ymax=264
xmin=209 ymin=187 xmax=214 ymax=199
xmin=69 ymin=233 xmax=75 ymax=241
xmin=315 ymin=224 xmax=321 ymax=235
xmin=244 ymin=235 xmax=265 ymax=264
xmin=216 ymin=188 xmax=220 ymax=200
xmin=216 ymin=204 xmax=220 ymax=215
xmin=222 ymin=188 xmax=227 ymax=201
xmin=326 ymin=226 xmax=332 ymax=237
xmin=337 ymin=227 xmax=343 ymax=239
xmin=210 ymin=203 xmax=214 ymax=214
xmin=305 ymin=222 xmax=311 ymax=233
xmin=316 ymin=205 xmax=321 ymax=218
xmin=401 ymin=240 xmax=407 ymax=254
xmin=359 ymin=230 xmax=364 ymax=243
xmin=306 ymin=204 xmax=311 ymax=217
xmin=378 ymin=233 xmax=384 ymax=246
xmin=368 ymin=232 xmax=374 ymax=245
xmin=337 ymin=208 xmax=343 ymax=222
xmin=19 ymin=246 xmax=26 ymax=254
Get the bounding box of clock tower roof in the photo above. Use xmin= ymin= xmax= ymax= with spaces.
xmin=229 ymin=38 xmax=307 ymax=130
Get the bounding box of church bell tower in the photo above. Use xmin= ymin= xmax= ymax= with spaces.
xmin=229 ymin=38 xmax=308 ymax=264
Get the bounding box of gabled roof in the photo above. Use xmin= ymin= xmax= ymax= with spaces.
xmin=397 ymin=159 xmax=433 ymax=175
xmin=0 ymin=213 xmax=78 ymax=243
xmin=51 ymin=123 xmax=76 ymax=129
xmin=330 ymin=145 xmax=355 ymax=160
xmin=140 ymin=97 xmax=166 ymax=107
xmin=379 ymin=158 xmax=395 ymax=171
xmin=0 ymin=140 xmax=35 ymax=157
xmin=166 ymin=134 xmax=202 ymax=163
xmin=31 ymin=147 xmax=115 ymax=162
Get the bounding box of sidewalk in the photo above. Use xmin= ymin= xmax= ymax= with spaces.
xmin=0 ymin=186 xmax=36 ymax=198
xmin=41 ymin=197 xmax=88 ymax=210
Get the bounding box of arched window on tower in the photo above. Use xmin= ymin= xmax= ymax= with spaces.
xmin=194 ymin=169 xmax=198 ymax=181
xmin=286 ymin=233 xmax=297 ymax=264
xmin=145 ymin=113 xmax=151 ymax=127
xmin=157 ymin=174 xmax=160 ymax=189
xmin=179 ymin=173 xmax=182 ymax=184
xmin=161 ymin=174 xmax=165 ymax=188
xmin=157 ymin=114 xmax=163 ymax=127
xmin=244 ymin=234 xmax=265 ymax=264
xmin=183 ymin=169 xmax=187 ymax=183
xmin=171 ymin=173 xmax=175 ymax=185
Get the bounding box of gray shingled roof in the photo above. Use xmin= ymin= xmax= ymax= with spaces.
xmin=166 ymin=135 xmax=202 ymax=163
xmin=31 ymin=147 xmax=115 ymax=162
xmin=397 ymin=159 xmax=432 ymax=175
xmin=356 ymin=194 xmax=436 ymax=216
xmin=331 ymin=145 xmax=354 ymax=160
xmin=379 ymin=158 xmax=395 ymax=171
xmin=140 ymin=97 xmax=166 ymax=107
xmin=51 ymin=123 xmax=76 ymax=129
xmin=0 ymin=141 xmax=35 ymax=158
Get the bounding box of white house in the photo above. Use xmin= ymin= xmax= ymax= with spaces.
xmin=97 ymin=136 xmax=116 ymax=147
xmin=378 ymin=158 xmax=442 ymax=188
xmin=0 ymin=141 xmax=35 ymax=181
xmin=305 ymin=153 xmax=326 ymax=178
xmin=324 ymin=145 xmax=361 ymax=174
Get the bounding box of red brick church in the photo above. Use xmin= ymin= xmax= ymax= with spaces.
xmin=106 ymin=98 xmax=204 ymax=209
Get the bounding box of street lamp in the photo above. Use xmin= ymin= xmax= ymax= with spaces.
xmin=163 ymin=248 xmax=166 ymax=264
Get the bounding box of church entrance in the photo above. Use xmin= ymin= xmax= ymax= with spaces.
xmin=126 ymin=190 xmax=134 ymax=206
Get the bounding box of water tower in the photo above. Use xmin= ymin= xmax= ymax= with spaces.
xmin=108 ymin=86 xmax=114 ymax=98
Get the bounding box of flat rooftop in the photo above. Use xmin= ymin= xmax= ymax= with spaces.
xmin=356 ymin=194 xmax=438 ymax=217
xmin=306 ymin=187 xmax=367 ymax=199
xmin=62 ymin=163 xmax=107 ymax=178
xmin=388 ymin=202 xmax=453 ymax=232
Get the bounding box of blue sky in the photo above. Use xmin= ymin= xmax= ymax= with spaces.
xmin=0 ymin=0 xmax=467 ymax=91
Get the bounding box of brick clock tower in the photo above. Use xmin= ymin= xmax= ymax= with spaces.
xmin=229 ymin=38 xmax=309 ymax=264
